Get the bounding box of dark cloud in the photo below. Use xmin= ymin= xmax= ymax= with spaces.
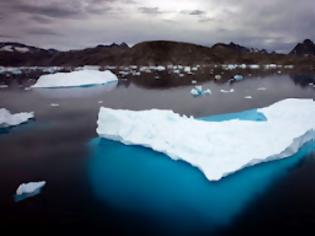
xmin=26 ymin=28 xmax=62 ymax=36
xmin=181 ymin=9 xmax=206 ymax=16
xmin=138 ymin=7 xmax=164 ymax=15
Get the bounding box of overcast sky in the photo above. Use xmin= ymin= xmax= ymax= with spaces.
xmin=0 ymin=0 xmax=314 ymax=52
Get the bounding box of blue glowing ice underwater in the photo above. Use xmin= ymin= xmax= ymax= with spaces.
xmin=88 ymin=108 xmax=315 ymax=233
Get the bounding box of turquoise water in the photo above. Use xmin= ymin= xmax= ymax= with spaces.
xmin=88 ymin=108 xmax=315 ymax=234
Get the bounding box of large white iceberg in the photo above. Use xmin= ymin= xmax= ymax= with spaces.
xmin=0 ymin=108 xmax=34 ymax=128
xmin=32 ymin=69 xmax=118 ymax=88
xmin=96 ymin=99 xmax=315 ymax=181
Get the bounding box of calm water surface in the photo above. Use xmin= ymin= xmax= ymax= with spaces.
xmin=0 ymin=74 xmax=314 ymax=235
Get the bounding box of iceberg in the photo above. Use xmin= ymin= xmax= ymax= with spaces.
xmin=0 ymin=108 xmax=34 ymax=128
xmin=15 ymin=181 xmax=46 ymax=201
xmin=190 ymin=85 xmax=212 ymax=97
xmin=32 ymin=69 xmax=118 ymax=88
xmin=96 ymin=99 xmax=315 ymax=181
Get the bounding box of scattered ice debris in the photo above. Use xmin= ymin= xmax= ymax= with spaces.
xmin=0 ymin=109 xmax=34 ymax=128
xmin=190 ymin=85 xmax=211 ymax=97
xmin=75 ymin=65 xmax=101 ymax=71
xmin=15 ymin=181 xmax=46 ymax=202
xmin=257 ymin=87 xmax=267 ymax=91
xmin=96 ymin=99 xmax=315 ymax=181
xmin=50 ymin=103 xmax=60 ymax=107
xmin=214 ymin=75 xmax=222 ymax=80
xmin=249 ymin=65 xmax=260 ymax=69
xmin=32 ymin=69 xmax=118 ymax=88
xmin=220 ymin=88 xmax=235 ymax=93
xmin=233 ymin=75 xmax=244 ymax=81
xmin=264 ymin=64 xmax=277 ymax=69
xmin=244 ymin=96 xmax=253 ymax=99
xmin=0 ymin=84 xmax=8 ymax=88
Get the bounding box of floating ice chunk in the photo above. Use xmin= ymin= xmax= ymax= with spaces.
xmin=98 ymin=101 xmax=103 ymax=104
xmin=249 ymin=65 xmax=260 ymax=69
xmin=15 ymin=181 xmax=46 ymax=201
xmin=96 ymin=99 xmax=315 ymax=181
xmin=214 ymin=75 xmax=222 ymax=80
xmin=0 ymin=84 xmax=8 ymax=88
xmin=190 ymin=86 xmax=211 ymax=97
xmin=50 ymin=103 xmax=60 ymax=107
xmin=244 ymin=96 xmax=253 ymax=99
xmin=220 ymin=88 xmax=235 ymax=93
xmin=32 ymin=69 xmax=118 ymax=88
xmin=233 ymin=75 xmax=244 ymax=81
xmin=0 ymin=109 xmax=34 ymax=128
xmin=191 ymin=80 xmax=197 ymax=84
xmin=257 ymin=87 xmax=267 ymax=91
xmin=184 ymin=66 xmax=191 ymax=73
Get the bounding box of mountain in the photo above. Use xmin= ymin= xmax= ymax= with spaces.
xmin=0 ymin=42 xmax=58 ymax=66
xmin=289 ymin=39 xmax=315 ymax=56
xmin=0 ymin=40 xmax=314 ymax=66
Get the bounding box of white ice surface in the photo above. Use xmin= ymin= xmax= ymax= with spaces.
xmin=16 ymin=181 xmax=46 ymax=195
xmin=0 ymin=109 xmax=34 ymax=128
xmin=96 ymin=99 xmax=315 ymax=181
xmin=32 ymin=69 xmax=118 ymax=88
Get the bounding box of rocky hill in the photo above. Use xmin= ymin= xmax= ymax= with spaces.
xmin=0 ymin=40 xmax=314 ymax=66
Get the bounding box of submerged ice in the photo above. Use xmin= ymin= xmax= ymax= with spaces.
xmin=97 ymin=99 xmax=315 ymax=181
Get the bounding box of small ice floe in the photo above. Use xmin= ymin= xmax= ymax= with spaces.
xmin=50 ymin=103 xmax=60 ymax=107
xmin=24 ymin=87 xmax=32 ymax=91
xmin=155 ymin=76 xmax=160 ymax=80
xmin=309 ymin=82 xmax=314 ymax=86
xmin=284 ymin=65 xmax=294 ymax=69
xmin=0 ymin=109 xmax=34 ymax=128
xmin=0 ymin=84 xmax=8 ymax=88
xmin=244 ymin=96 xmax=253 ymax=99
xmin=233 ymin=75 xmax=244 ymax=81
xmin=257 ymin=87 xmax=267 ymax=91
xmin=249 ymin=64 xmax=260 ymax=69
xmin=98 ymin=100 xmax=103 ymax=104
xmin=190 ymin=86 xmax=211 ymax=97
xmin=220 ymin=88 xmax=235 ymax=93
xmin=214 ymin=75 xmax=222 ymax=80
xmin=179 ymin=74 xmax=184 ymax=77
xmin=15 ymin=181 xmax=46 ymax=202
xmin=191 ymin=80 xmax=197 ymax=84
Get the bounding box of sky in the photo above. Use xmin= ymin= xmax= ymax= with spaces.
xmin=0 ymin=0 xmax=314 ymax=52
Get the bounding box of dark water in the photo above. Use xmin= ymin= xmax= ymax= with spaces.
xmin=0 ymin=74 xmax=315 ymax=235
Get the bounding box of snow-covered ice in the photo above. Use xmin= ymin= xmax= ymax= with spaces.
xmin=15 ymin=181 xmax=46 ymax=201
xmin=0 ymin=109 xmax=34 ymax=128
xmin=16 ymin=181 xmax=46 ymax=195
xmin=96 ymin=99 xmax=315 ymax=181
xmin=32 ymin=69 xmax=118 ymax=88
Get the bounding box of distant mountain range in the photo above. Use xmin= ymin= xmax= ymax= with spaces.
xmin=0 ymin=39 xmax=314 ymax=66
